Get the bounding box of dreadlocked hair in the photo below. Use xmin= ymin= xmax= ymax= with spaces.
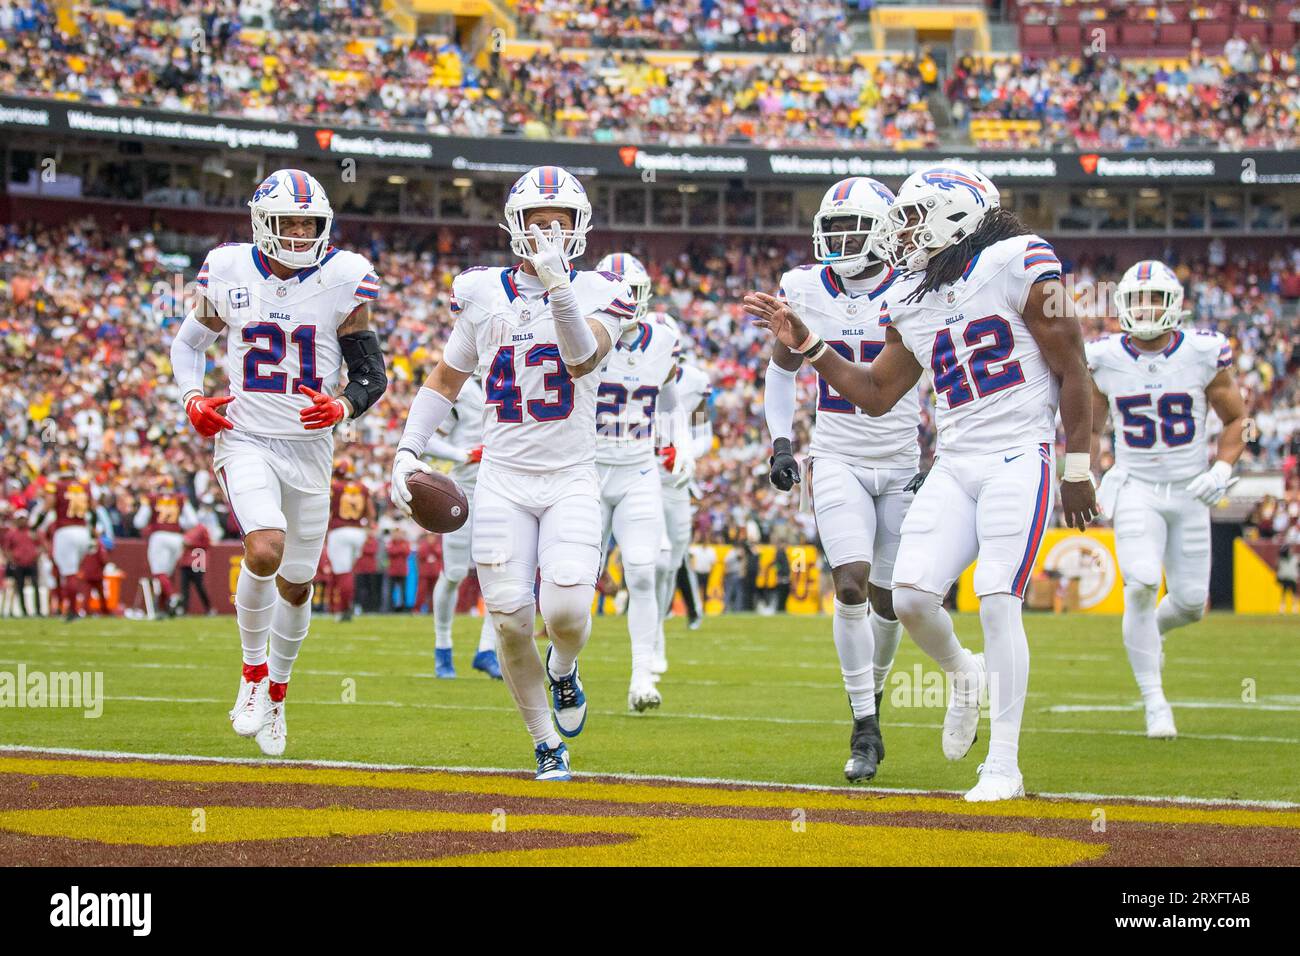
xmin=904 ymin=208 xmax=1032 ymax=305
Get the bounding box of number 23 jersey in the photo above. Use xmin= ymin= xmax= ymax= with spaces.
xmin=884 ymin=234 xmax=1063 ymax=456
xmin=1087 ymin=329 xmax=1230 ymax=483
xmin=442 ymin=265 xmax=633 ymax=474
xmin=198 ymin=243 xmax=379 ymax=440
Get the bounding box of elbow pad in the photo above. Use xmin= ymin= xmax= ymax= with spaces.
xmin=340 ymin=330 xmax=388 ymax=419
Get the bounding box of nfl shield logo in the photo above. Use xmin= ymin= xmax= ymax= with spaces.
xmin=518 ymin=309 xmax=531 ymax=322
xmin=846 ymin=303 xmax=858 ymax=316
xmin=276 ymin=285 xmax=288 ymax=298
xmin=946 ymin=290 xmax=957 ymax=304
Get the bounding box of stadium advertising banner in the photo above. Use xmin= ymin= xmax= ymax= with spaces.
xmin=4 ymin=96 xmax=1298 ymax=186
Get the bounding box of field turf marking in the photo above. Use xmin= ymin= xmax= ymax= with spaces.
xmin=3 ymin=746 xmax=1299 ymax=814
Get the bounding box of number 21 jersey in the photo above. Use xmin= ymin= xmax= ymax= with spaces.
xmin=198 ymin=243 xmax=379 ymax=440
xmin=884 ymin=235 xmax=1062 ymax=455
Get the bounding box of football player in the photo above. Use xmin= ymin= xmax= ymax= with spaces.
xmin=652 ymin=315 xmax=712 ymax=671
xmin=762 ymin=177 xmax=917 ymax=783
xmin=746 ymin=164 xmax=1098 ymax=801
xmin=32 ymin=457 xmax=96 ymax=622
xmin=325 ymin=459 xmax=375 ymax=623
xmin=169 ymin=168 xmax=388 ymax=756
xmin=389 ymin=165 xmax=636 ymax=781
xmin=132 ymin=473 xmax=197 ymax=617
xmin=592 ymin=252 xmax=681 ymax=711
xmin=421 ymin=367 xmax=500 ymax=680
xmin=1087 ymin=261 xmax=1247 ymax=739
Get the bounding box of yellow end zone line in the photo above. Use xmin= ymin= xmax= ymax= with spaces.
xmin=1 ymin=754 xmax=1297 ymax=831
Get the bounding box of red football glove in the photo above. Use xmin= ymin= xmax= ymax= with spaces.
xmin=659 ymin=444 xmax=677 ymax=473
xmin=298 ymin=385 xmax=347 ymax=431
xmin=185 ymin=394 xmax=234 ymax=438
xmin=466 ymin=444 xmax=484 ymax=464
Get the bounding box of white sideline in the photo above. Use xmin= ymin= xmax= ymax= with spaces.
xmin=78 ymin=694 xmax=1300 ymax=746
xmin=1 ymin=743 xmax=1297 ymax=810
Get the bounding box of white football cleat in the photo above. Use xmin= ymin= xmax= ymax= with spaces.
xmin=255 ymin=699 xmax=287 ymax=756
xmin=1145 ymin=699 xmax=1177 ymax=739
xmin=628 ymin=674 xmax=662 ymax=713
xmin=964 ymin=762 xmax=1025 ymax=802
xmin=230 ymin=676 xmax=270 ymax=738
xmin=942 ymin=652 xmax=985 ymax=760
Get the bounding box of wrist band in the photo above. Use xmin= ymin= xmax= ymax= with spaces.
xmin=1062 ymin=452 xmax=1092 ymax=482
xmin=793 ymin=330 xmax=820 ymax=354
xmin=804 ymin=339 xmax=829 ymax=362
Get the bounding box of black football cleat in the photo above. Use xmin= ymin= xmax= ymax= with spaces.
xmin=844 ymin=713 xmax=885 ymax=783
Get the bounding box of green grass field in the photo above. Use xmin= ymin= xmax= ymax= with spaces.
xmin=1 ymin=611 xmax=1296 ymax=804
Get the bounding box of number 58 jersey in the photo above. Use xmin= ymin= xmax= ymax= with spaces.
xmin=884 ymin=235 xmax=1063 ymax=456
xmin=198 ymin=243 xmax=379 ymax=439
xmin=1086 ymin=330 xmax=1230 ymax=483
xmin=441 ymin=265 xmax=632 ymax=474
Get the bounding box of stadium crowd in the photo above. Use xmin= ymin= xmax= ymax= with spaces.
xmin=514 ymin=0 xmax=852 ymax=54
xmin=948 ymin=45 xmax=1300 ymax=150
xmin=4 ymin=2 xmax=1298 ymax=150
xmin=2 ymin=220 xmax=1299 ymax=600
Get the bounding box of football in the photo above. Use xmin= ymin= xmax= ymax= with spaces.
xmin=406 ymin=470 xmax=469 ymax=534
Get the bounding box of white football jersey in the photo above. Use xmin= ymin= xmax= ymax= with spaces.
xmin=198 ymin=243 xmax=378 ymax=439
xmin=781 ymin=264 xmax=920 ymax=468
xmin=595 ymin=319 xmax=679 ymax=466
xmin=432 ymin=375 xmax=486 ymax=487
xmin=661 ymin=362 xmax=712 ymax=484
xmin=885 ymin=235 xmax=1062 ymax=456
xmin=441 ymin=265 xmax=632 ymax=473
xmin=1087 ymin=329 xmax=1230 ymax=483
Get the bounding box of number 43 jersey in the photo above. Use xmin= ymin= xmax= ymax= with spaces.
xmin=1086 ymin=329 xmax=1230 ymax=483
xmin=442 ymin=265 xmax=632 ymax=474
xmin=884 ymin=234 xmax=1063 ymax=456
xmin=198 ymin=243 xmax=379 ymax=439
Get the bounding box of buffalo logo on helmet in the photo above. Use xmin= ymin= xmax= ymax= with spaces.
xmin=921 ymin=168 xmax=990 ymax=206
xmin=252 ymin=174 xmax=280 ymax=203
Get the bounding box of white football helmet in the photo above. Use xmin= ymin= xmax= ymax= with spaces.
xmin=813 ymin=177 xmax=895 ymax=277
xmin=248 ymin=168 xmax=333 ymax=269
xmin=1115 ymin=260 xmax=1185 ymax=340
xmin=596 ymin=252 xmax=652 ymax=320
xmin=884 ymin=164 xmax=1000 ymax=272
xmin=503 ymin=165 xmax=592 ymax=261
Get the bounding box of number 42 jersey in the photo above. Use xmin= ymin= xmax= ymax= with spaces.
xmin=884 ymin=235 xmax=1063 ymax=456
xmin=1087 ymin=329 xmax=1231 ymax=483
xmin=198 ymin=243 xmax=379 ymax=439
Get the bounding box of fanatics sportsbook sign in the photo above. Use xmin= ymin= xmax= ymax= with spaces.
xmin=0 ymin=95 xmax=1288 ymax=186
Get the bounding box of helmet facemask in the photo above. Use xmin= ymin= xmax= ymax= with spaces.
xmin=814 ymin=212 xmax=886 ymax=277
xmin=252 ymin=209 xmax=333 ymax=270
xmin=1117 ymin=285 xmax=1184 ymax=340
xmin=505 ymin=204 xmax=591 ymax=262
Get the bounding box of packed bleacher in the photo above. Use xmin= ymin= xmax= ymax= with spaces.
xmin=513 ymin=0 xmax=852 ymax=54
xmin=5 ymin=1 xmax=1298 ymax=150
xmin=497 ymin=50 xmax=938 ymax=148
xmin=3 ymin=222 xmax=1299 ymax=574
xmin=949 ymin=46 xmax=1300 ymax=150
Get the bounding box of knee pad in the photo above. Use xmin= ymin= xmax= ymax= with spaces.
xmin=1166 ymin=592 xmax=1207 ymax=625
xmin=490 ymin=604 xmax=536 ymax=646
xmin=892 ymin=585 xmax=939 ymax=629
xmin=540 ymin=581 xmax=593 ymax=638
xmin=623 ymin=563 xmax=656 ymax=596
xmin=1123 ymin=581 xmax=1158 ymax=612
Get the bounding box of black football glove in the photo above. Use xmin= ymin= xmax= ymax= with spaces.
xmin=769 ymin=438 xmax=800 ymax=492
xmin=904 ymin=461 xmax=934 ymax=494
